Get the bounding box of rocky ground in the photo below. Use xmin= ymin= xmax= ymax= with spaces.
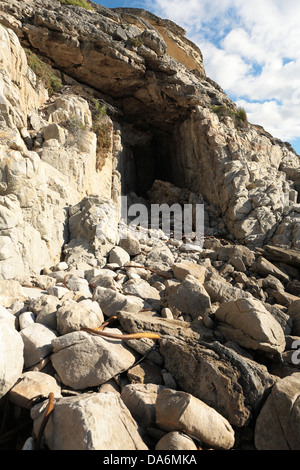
xmin=1 ymin=226 xmax=300 ymax=450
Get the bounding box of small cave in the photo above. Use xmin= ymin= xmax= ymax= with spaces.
xmin=117 ymin=127 xmax=178 ymax=200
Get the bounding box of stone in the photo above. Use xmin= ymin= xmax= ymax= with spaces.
xmin=159 ymin=335 xmax=276 ymax=427
xmin=122 ymin=278 xmax=161 ymax=310
xmin=263 ymin=245 xmax=300 ymax=269
xmin=50 ymin=329 xmax=138 ymax=389
xmin=31 ymin=392 xmax=148 ymax=450
xmin=119 ymin=234 xmax=141 ymax=256
xmin=127 ymin=360 xmax=163 ymax=385
xmin=20 ymin=323 xmax=58 ymax=368
xmin=255 ymin=373 xmax=300 ymax=450
xmin=287 ymin=300 xmax=300 ymax=336
xmin=19 ymin=311 xmax=36 ymax=329
xmin=161 ymin=274 xmax=211 ymax=319
xmin=8 ymin=371 xmax=62 ymax=408
xmin=155 ymin=388 xmax=235 ymax=450
xmin=118 ymin=309 xmax=214 ymax=344
xmin=109 ymin=246 xmax=130 ymax=266
xmin=0 ymin=316 xmax=24 ymax=398
xmin=29 ymin=294 xmax=61 ymax=330
xmin=204 ymin=276 xmax=253 ymax=303
xmin=63 ymin=275 xmax=92 ymax=298
xmin=214 ymin=298 xmax=286 ymax=354
xmin=56 ymin=299 xmax=104 ymax=335
xmin=121 ymin=383 xmax=165 ymax=428
xmin=47 ymin=286 xmax=71 ymax=299
xmin=0 ymin=280 xmax=26 ymax=307
xmin=230 ymin=256 xmax=246 ymax=272
xmin=172 ymin=261 xmax=207 ymax=282
xmin=145 ymin=243 xmax=174 ymax=270
xmin=256 ymin=256 xmax=290 ymax=282
xmin=92 ymin=286 xmax=145 ymax=317
xmin=155 ymin=431 xmax=198 ymax=450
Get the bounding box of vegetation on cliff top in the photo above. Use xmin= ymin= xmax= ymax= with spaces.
xmin=57 ymin=0 xmax=94 ymax=10
xmin=211 ymin=105 xmax=248 ymax=128
xmin=91 ymin=99 xmax=112 ymax=171
xmin=25 ymin=49 xmax=62 ymax=96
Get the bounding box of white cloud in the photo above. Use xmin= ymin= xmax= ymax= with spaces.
xmin=150 ymin=0 xmax=300 ymax=149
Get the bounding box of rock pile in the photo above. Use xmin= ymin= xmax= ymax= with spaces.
xmin=1 ymin=226 xmax=300 ymax=450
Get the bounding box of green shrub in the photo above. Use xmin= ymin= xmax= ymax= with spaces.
xmin=128 ymin=36 xmax=144 ymax=48
xmin=57 ymin=0 xmax=94 ymax=10
xmin=211 ymin=105 xmax=248 ymax=128
xmin=25 ymin=49 xmax=62 ymax=96
xmin=90 ymin=101 xmax=111 ymax=170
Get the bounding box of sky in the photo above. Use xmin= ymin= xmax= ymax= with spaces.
xmin=95 ymin=0 xmax=300 ymax=156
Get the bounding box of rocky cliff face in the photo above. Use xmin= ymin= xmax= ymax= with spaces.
xmin=1 ymin=0 xmax=300 ymax=452
xmin=0 ymin=0 xmax=299 ymax=283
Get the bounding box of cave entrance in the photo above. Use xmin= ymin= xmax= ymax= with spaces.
xmin=119 ymin=128 xmax=176 ymax=200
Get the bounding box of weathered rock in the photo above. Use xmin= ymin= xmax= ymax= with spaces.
xmin=31 ymin=392 xmax=148 ymax=450
xmin=29 ymin=294 xmax=61 ymax=330
xmin=127 ymin=360 xmax=163 ymax=385
xmin=93 ymin=286 xmax=145 ymax=317
xmin=109 ymin=246 xmax=130 ymax=266
xmin=121 ymin=383 xmax=165 ymax=428
xmin=50 ymin=329 xmax=138 ymax=389
xmin=287 ymin=300 xmax=300 ymax=336
xmin=119 ymin=234 xmax=141 ymax=256
xmin=56 ymin=299 xmax=104 ymax=335
xmin=19 ymin=311 xmax=35 ymax=330
xmin=0 ymin=280 xmax=26 ymax=307
xmin=159 ymin=335 xmax=276 ymax=427
xmin=155 ymin=431 xmax=198 ymax=450
xmin=214 ymin=298 xmax=286 ymax=354
xmin=155 ymin=388 xmax=235 ymax=450
xmin=20 ymin=323 xmax=58 ymax=368
xmin=118 ymin=309 xmax=215 ymax=343
xmin=0 ymin=315 xmax=24 ymax=398
xmin=263 ymin=245 xmax=300 ymax=269
xmin=255 ymin=373 xmax=300 ymax=450
xmin=145 ymin=243 xmax=174 ymax=270
xmin=204 ymin=276 xmax=253 ymax=303
xmin=161 ymin=274 xmax=211 ymax=319
xmin=122 ymin=278 xmax=161 ymax=310
xmin=8 ymin=371 xmax=62 ymax=408
xmin=172 ymin=261 xmax=207 ymax=282
xmin=256 ymin=256 xmax=290 ymax=282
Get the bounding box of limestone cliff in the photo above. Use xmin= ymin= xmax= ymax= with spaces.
xmin=0 ymin=0 xmax=299 ymax=280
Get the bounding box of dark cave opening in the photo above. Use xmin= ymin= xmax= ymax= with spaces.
xmin=118 ymin=128 xmax=176 ymax=199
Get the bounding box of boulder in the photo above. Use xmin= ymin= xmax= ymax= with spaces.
xmin=172 ymin=261 xmax=207 ymax=282
xmin=50 ymin=329 xmax=138 ymax=389
xmin=56 ymin=299 xmax=104 ymax=335
xmin=155 ymin=431 xmax=198 ymax=450
xmin=121 ymin=383 xmax=165 ymax=428
xmin=8 ymin=371 xmax=62 ymax=408
xmin=155 ymin=388 xmax=235 ymax=450
xmin=109 ymin=246 xmax=130 ymax=266
xmin=31 ymin=392 xmax=148 ymax=450
xmin=20 ymin=323 xmax=58 ymax=368
xmin=93 ymin=286 xmax=145 ymax=317
xmin=0 ymin=316 xmax=24 ymax=398
xmin=159 ymin=335 xmax=276 ymax=427
xmin=214 ymin=298 xmax=286 ymax=354
xmin=161 ymin=274 xmax=211 ymax=319
xmin=255 ymin=373 xmax=300 ymax=450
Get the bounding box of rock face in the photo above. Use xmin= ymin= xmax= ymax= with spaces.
xmin=0 ymin=0 xmax=300 ymax=452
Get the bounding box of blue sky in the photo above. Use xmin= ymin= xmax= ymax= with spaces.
xmin=95 ymin=0 xmax=300 ymax=156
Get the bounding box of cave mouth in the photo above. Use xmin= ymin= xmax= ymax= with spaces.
xmin=119 ymin=128 xmax=177 ymax=200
